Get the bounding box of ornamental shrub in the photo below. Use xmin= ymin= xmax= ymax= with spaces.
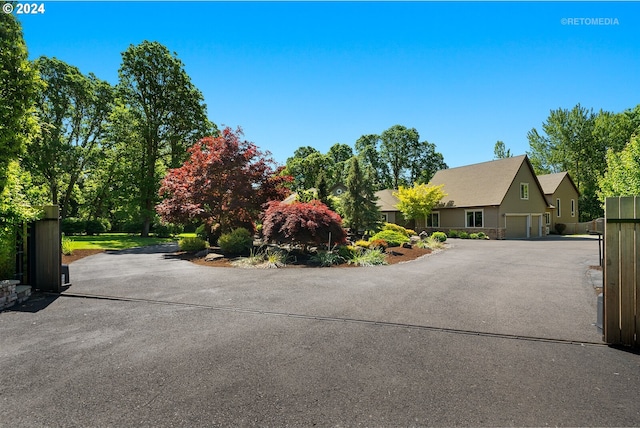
xmin=179 ymin=237 xmax=208 ymax=252
xmin=382 ymin=222 xmax=414 ymax=237
xmin=431 ymin=231 xmax=447 ymax=242
xmin=262 ymin=200 xmax=346 ymax=248
xmin=448 ymin=230 xmax=460 ymax=238
xmin=459 ymin=231 xmax=469 ymax=239
xmin=354 ymin=240 xmax=371 ymax=249
xmin=555 ymin=223 xmax=566 ymax=234
xmin=218 ymin=227 xmax=253 ymax=255
xmin=476 ymin=232 xmax=487 ymax=239
xmin=348 ymin=248 xmax=387 ymax=266
xmin=469 ymin=233 xmax=479 ymax=239
xmin=369 ymin=230 xmax=409 ymax=247
xmin=310 ymin=250 xmax=344 ymax=267
xmin=369 ymin=239 xmax=388 ymax=250
xmin=337 ymin=245 xmax=359 ymax=260
xmin=61 ymin=233 xmax=74 ymax=256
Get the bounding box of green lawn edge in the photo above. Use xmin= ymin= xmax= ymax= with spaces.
xmin=65 ymin=233 xmax=196 ymax=251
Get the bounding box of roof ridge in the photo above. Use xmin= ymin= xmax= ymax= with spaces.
xmin=441 ymin=154 xmax=527 ymax=172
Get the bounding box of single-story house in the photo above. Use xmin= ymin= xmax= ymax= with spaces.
xmin=409 ymin=155 xmax=558 ymax=239
xmin=537 ymin=172 xmax=580 ymax=233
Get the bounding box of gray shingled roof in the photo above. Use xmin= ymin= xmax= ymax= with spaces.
xmin=537 ymin=172 xmax=579 ymax=196
xmin=375 ymin=189 xmax=399 ymax=212
xmin=430 ymin=155 xmax=531 ymax=208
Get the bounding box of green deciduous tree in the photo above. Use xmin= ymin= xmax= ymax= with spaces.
xmin=341 ymin=157 xmax=381 ymax=234
xmin=283 ymin=147 xmax=334 ymax=191
xmin=408 ymin=140 xmax=448 ymax=184
xmin=527 ymin=104 xmax=598 ymax=220
xmin=380 ymin=124 xmax=419 ymax=189
xmin=26 ymin=57 xmax=114 ymax=219
xmin=393 ymin=183 xmax=447 ymax=222
xmin=118 ymin=41 xmax=215 ymax=236
xmin=0 ymin=11 xmax=41 ymax=193
xmin=528 ymin=103 xmax=640 ymax=221
xmin=598 ymin=134 xmax=640 ymax=200
xmin=494 ymin=140 xmax=512 ymax=159
xmin=355 ymin=134 xmax=391 ymax=190
xmin=378 ymin=125 xmax=447 ymax=189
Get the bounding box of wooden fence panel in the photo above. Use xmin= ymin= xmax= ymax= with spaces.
xmin=604 ymin=196 xmax=639 ymax=347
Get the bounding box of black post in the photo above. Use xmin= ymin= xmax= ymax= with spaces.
xmin=598 ymin=232 xmax=602 ymax=267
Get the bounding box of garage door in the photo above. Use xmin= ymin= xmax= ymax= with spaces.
xmin=505 ymin=215 xmax=528 ymax=239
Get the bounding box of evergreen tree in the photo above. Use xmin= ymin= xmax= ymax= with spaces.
xmin=315 ymin=172 xmax=331 ymax=207
xmin=342 ymin=157 xmax=381 ymax=235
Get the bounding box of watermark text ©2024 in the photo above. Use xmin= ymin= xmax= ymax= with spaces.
xmin=561 ymin=17 xmax=620 ymax=26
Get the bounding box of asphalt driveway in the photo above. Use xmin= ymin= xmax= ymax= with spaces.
xmin=2 ymin=236 xmax=640 ymax=426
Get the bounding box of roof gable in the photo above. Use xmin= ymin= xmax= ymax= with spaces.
xmin=430 ymin=155 xmax=548 ymax=208
xmin=537 ymin=172 xmax=579 ymax=196
xmin=430 ymin=155 xmax=525 ymax=207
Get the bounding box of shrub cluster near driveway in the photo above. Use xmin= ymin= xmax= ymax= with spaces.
xmin=447 ymin=230 xmax=488 ymax=240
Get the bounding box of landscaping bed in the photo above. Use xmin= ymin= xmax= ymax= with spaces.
xmin=178 ymin=245 xmax=433 ymax=268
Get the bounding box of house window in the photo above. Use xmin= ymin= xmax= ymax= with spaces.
xmin=427 ymin=212 xmax=440 ymax=228
xmin=465 ymin=210 xmax=483 ymax=228
xmin=381 ymin=213 xmax=388 ymax=222
xmin=520 ymin=183 xmax=529 ymax=200
xmin=571 ymin=199 xmax=575 ymax=217
xmin=544 ymin=212 xmax=551 ymax=225
xmin=556 ymin=198 xmax=561 ymax=217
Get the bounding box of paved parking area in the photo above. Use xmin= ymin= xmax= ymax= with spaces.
xmin=2 ymin=237 xmax=639 ymax=426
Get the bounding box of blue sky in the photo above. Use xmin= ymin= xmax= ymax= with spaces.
xmin=17 ymin=1 xmax=640 ymax=168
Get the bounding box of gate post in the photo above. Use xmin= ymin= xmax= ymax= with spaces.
xmin=604 ymin=196 xmax=640 ymax=347
xmin=31 ymin=205 xmax=62 ymax=293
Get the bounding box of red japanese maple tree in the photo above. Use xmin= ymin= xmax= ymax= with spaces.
xmin=156 ymin=127 xmax=291 ymax=240
xmin=262 ymin=200 xmax=346 ymax=248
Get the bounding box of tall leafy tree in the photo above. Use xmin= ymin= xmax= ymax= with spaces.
xmin=283 ymin=147 xmax=334 ymax=191
xmin=0 ymin=11 xmax=41 ymax=193
xmin=380 ymin=124 xmax=419 ymax=189
xmin=355 ymin=134 xmax=391 ymax=190
xmin=408 ymin=140 xmax=448 ymax=184
xmin=118 ymin=41 xmax=214 ymax=236
xmin=157 ymin=127 xmax=291 ymax=242
xmin=26 ymin=57 xmax=114 ymax=219
xmin=493 ymin=140 xmax=512 ymax=159
xmin=528 ymin=104 xmax=640 ymax=220
xmin=341 ymin=157 xmax=381 ymax=234
xmin=327 ymin=142 xmax=353 ymax=185
xmin=81 ymin=104 xmax=141 ymax=226
xmin=527 ymin=104 xmax=601 ymax=220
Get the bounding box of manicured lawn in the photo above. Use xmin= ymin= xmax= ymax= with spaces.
xmin=65 ymin=233 xmax=185 ymax=251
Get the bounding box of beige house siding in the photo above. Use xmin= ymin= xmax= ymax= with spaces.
xmin=550 ymin=177 xmax=579 ymax=229
xmin=539 ymin=173 xmax=580 ymax=233
xmin=428 ymin=158 xmax=549 ymax=239
xmin=498 ymin=161 xmax=548 ymax=215
xmin=497 ymin=161 xmax=548 ymax=238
